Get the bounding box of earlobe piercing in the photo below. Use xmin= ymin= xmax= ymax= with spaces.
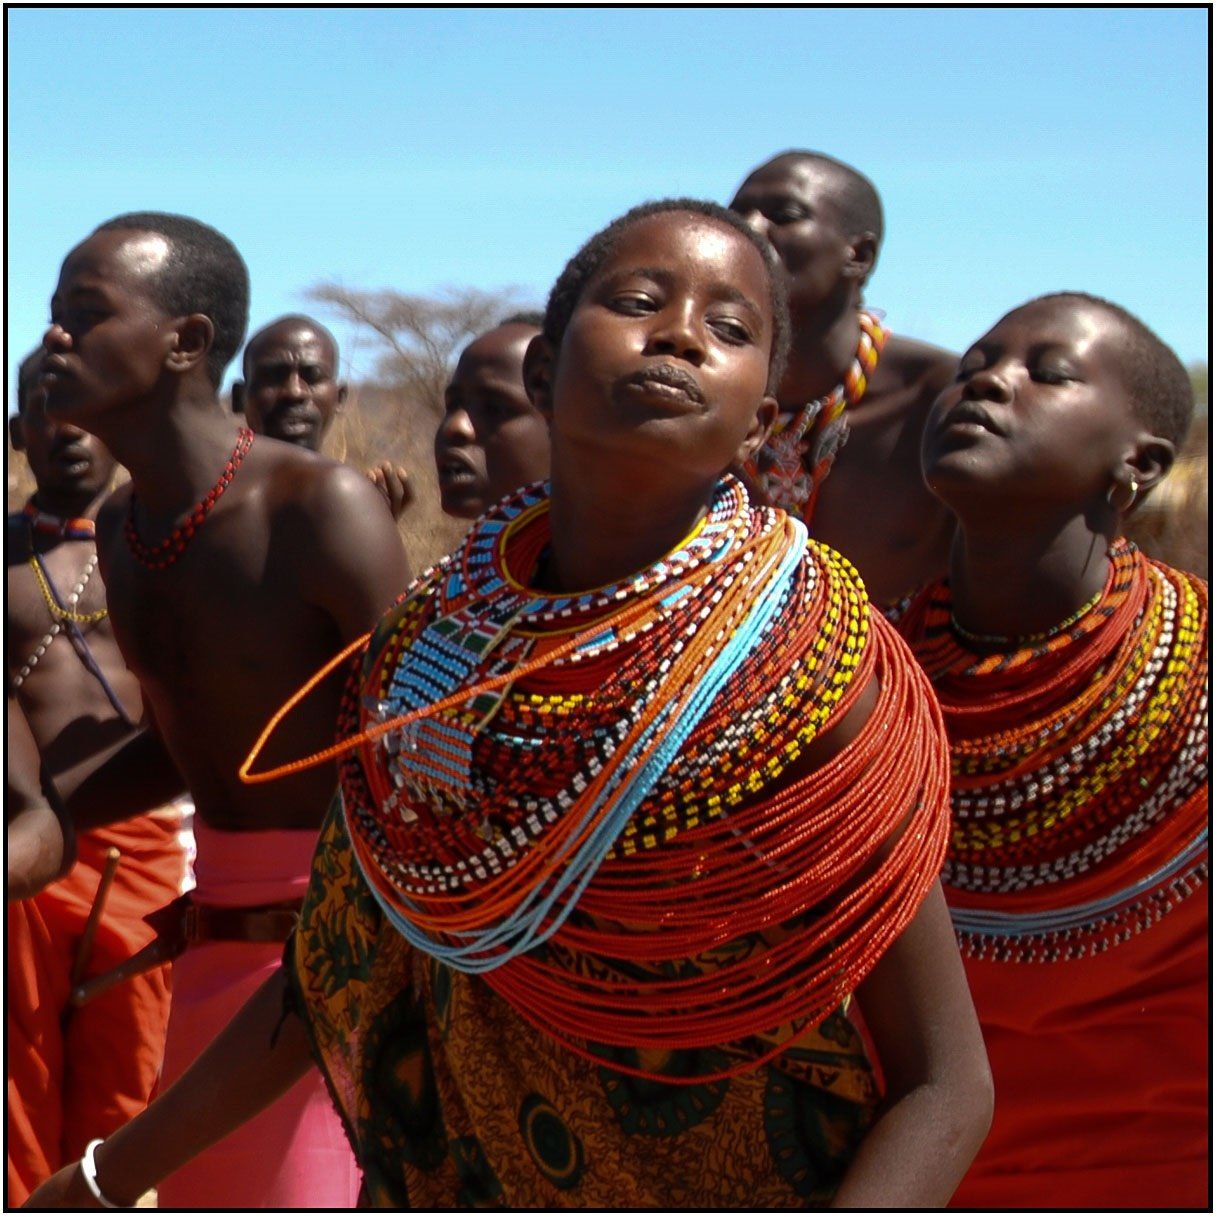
xmin=1106 ymin=477 xmax=1138 ymax=511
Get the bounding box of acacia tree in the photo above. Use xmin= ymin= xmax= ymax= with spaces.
xmin=305 ymin=283 xmax=526 ymax=417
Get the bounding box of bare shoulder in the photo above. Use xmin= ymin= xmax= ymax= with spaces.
xmin=885 ymin=333 xmax=957 ymax=388
xmin=254 ymin=442 xmax=410 ymax=634
xmin=871 ymin=334 xmax=958 ymax=430
xmin=260 ymin=444 xmax=404 ymax=572
xmin=256 ymin=443 xmax=389 ymax=537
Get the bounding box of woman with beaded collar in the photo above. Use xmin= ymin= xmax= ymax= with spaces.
xmin=28 ymin=200 xmax=992 ymax=1210
xmin=900 ymin=292 xmax=1208 ymax=1208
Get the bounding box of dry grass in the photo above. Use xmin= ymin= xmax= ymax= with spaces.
xmin=1124 ymin=416 xmax=1210 ymax=580
xmin=318 ymin=382 xmax=469 ymax=574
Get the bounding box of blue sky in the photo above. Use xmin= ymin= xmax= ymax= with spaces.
xmin=7 ymin=6 xmax=1210 ymax=406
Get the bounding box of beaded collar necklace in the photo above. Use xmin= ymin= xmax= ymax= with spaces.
xmin=125 ymin=428 xmax=253 ymax=570
xmin=949 ymin=585 xmax=1106 ymax=650
xmin=746 ymin=309 xmax=889 ymax=522
xmin=257 ymin=477 xmax=951 ymax=1082
xmin=22 ymin=498 xmax=97 ymax=541
xmin=898 ymin=540 xmax=1209 ymax=963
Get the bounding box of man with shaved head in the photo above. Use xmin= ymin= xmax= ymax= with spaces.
xmin=35 ymin=211 xmax=410 ymax=1207
xmin=234 ymin=313 xmax=412 ymax=517
xmin=731 ymin=150 xmax=957 ymax=607
xmin=233 ymin=314 xmax=347 ymax=452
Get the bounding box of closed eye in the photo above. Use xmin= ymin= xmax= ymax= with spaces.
xmin=768 ymin=202 xmax=810 ymax=224
xmin=709 ymin=316 xmax=752 ymax=345
xmin=1032 ymin=366 xmax=1074 ymax=384
xmin=609 ymin=292 xmax=657 ymax=315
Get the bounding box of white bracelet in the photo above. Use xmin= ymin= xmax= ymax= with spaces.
xmin=80 ymin=1138 xmax=132 ymax=1209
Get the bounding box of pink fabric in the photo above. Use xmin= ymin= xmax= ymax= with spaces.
xmin=157 ymin=822 xmax=360 ymax=1209
xmin=188 ymin=818 xmax=315 ymax=907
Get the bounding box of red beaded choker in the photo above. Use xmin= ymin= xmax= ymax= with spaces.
xmin=124 ymin=428 xmax=254 ymax=570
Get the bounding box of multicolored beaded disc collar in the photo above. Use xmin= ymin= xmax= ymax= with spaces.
xmin=124 ymin=428 xmax=253 ymax=570
xmin=898 ymin=540 xmax=1209 ymax=963
xmin=745 ymin=309 xmax=889 ymax=522
xmin=320 ymin=476 xmax=950 ymax=1081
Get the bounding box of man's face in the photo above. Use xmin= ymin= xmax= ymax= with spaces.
xmin=240 ymin=323 xmax=345 ymax=451
xmin=434 ymin=323 xmax=550 ymax=519
xmin=923 ymin=299 xmax=1139 ymax=512
xmin=545 ymin=212 xmax=776 ymax=486
xmin=41 ymin=229 xmax=177 ymax=424
xmin=14 ymin=364 xmax=118 ymax=501
xmin=730 ymin=157 xmax=858 ymax=317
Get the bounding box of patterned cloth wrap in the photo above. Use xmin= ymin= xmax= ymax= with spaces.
xmin=291 ymin=802 xmax=882 ymax=1208
xmin=287 ymin=478 xmax=949 ymax=1207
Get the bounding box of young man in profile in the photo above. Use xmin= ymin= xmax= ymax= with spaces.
xmin=37 ymin=212 xmax=410 ymax=1208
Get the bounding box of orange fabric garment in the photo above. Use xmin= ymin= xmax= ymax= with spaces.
xmin=952 ymin=890 xmax=1209 ymax=1209
xmin=6 ymin=808 xmax=191 ymax=1207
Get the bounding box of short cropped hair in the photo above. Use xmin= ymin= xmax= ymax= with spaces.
xmin=243 ymin=313 xmax=340 ymax=378
xmin=1030 ymin=292 xmax=1195 ymax=449
xmin=498 ymin=310 xmax=545 ymax=329
xmin=16 ymin=348 xmax=43 ymax=413
xmin=543 ymin=198 xmax=790 ymax=393
xmin=93 ymin=212 xmax=250 ymax=388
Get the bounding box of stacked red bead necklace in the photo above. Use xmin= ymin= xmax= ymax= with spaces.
xmin=124 ymin=428 xmax=253 ymax=570
xmin=898 ymin=541 xmax=1209 ymax=962
xmin=252 ymin=480 xmax=952 ymax=1082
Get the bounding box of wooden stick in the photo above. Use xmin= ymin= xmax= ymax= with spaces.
xmin=70 ymin=934 xmax=177 ymax=1008
xmin=70 ymin=846 xmax=120 ymax=989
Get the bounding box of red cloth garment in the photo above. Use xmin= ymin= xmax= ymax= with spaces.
xmin=953 ymin=891 xmax=1208 ymax=1208
xmin=897 ymin=547 xmax=1209 ymax=1209
xmin=6 ymin=808 xmax=192 ymax=1206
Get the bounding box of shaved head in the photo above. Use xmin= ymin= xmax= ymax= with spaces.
xmin=16 ymin=347 xmax=44 ymax=413
xmin=243 ymin=314 xmax=339 ymax=378
xmin=754 ymin=150 xmax=885 ymax=250
xmin=1022 ymin=293 xmax=1195 ymax=449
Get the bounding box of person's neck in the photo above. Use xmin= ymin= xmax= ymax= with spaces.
xmin=30 ymin=483 xmax=109 ymax=522
xmin=779 ymin=298 xmax=862 ymax=410
xmin=949 ymin=509 xmax=1114 ymax=640
xmin=94 ymin=388 xmax=243 ymax=515
xmin=545 ymin=458 xmax=718 ymax=593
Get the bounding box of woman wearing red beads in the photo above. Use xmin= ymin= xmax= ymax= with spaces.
xmin=900 ymin=292 xmax=1209 ymax=1208
xmin=29 ymin=201 xmax=992 ymax=1210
